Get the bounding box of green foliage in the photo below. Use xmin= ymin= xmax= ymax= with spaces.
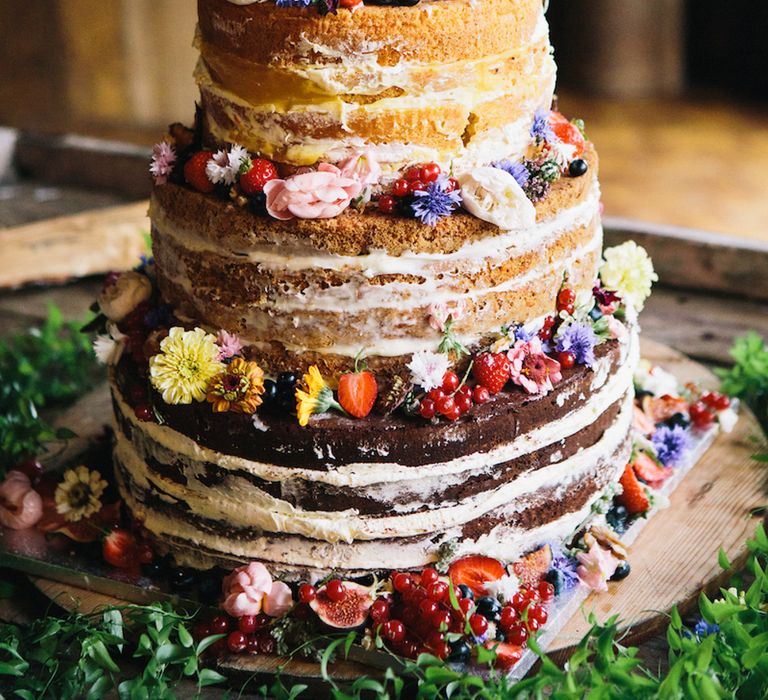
xmin=0 ymin=304 xmax=98 ymax=471
xmin=716 ymin=331 xmax=768 ymax=428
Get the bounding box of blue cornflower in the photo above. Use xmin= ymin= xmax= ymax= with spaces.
xmin=275 ymin=0 xmax=313 ymax=7
xmin=512 ymin=322 xmax=537 ymax=344
xmin=531 ymin=108 xmax=554 ymax=142
xmin=693 ymin=619 xmax=720 ymax=639
xmin=411 ymin=175 xmax=462 ymax=227
xmin=555 ymin=322 xmax=598 ymax=367
xmin=492 ymin=160 xmax=530 ymax=188
xmin=546 ymin=540 xmax=580 ymax=593
xmin=652 ymin=424 xmax=690 ymax=467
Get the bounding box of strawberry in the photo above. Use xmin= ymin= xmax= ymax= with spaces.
xmin=240 ymin=158 xmax=278 ymax=195
xmin=103 ymin=528 xmax=138 ymax=569
xmin=338 ymin=368 xmax=378 ymax=419
xmin=448 ymin=555 xmax=506 ymax=598
xmin=484 ymin=641 xmax=523 ymax=670
xmin=548 ymin=111 xmax=585 ymax=156
xmin=183 ymin=151 xmax=215 ymax=193
xmin=512 ymin=544 xmax=553 ymax=589
xmin=617 ymin=463 xmax=650 ymax=515
xmin=472 ymin=353 xmax=510 ymax=395
xmin=631 ymin=452 xmax=672 ymax=486
xmin=339 ymin=0 xmax=363 ymax=7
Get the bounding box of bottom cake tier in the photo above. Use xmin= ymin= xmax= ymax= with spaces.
xmin=111 ymin=328 xmax=638 ymax=580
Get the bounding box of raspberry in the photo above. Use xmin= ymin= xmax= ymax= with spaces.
xmin=240 ymin=158 xmax=278 ymax=194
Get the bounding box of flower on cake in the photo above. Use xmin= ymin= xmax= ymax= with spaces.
xmin=295 ymin=365 xmax=345 ymax=426
xmin=407 ymin=350 xmax=451 ymax=392
xmin=483 ymin=572 xmax=520 ymax=604
xmin=0 ymin=471 xmax=43 ymax=530
xmin=54 ymin=466 xmax=108 ymax=523
xmin=149 ymin=327 xmax=224 ymax=405
xmin=576 ymin=541 xmax=619 ymax=592
xmin=599 ymin=241 xmax=657 ymax=312
xmin=264 ymin=163 xmax=361 ymax=220
xmin=428 ymin=300 xmax=466 ymax=333
xmin=652 ymin=424 xmax=690 ymax=467
xmin=338 ymin=149 xmax=381 ymax=187
xmin=530 ymin=108 xmax=555 ymax=143
xmin=93 ymin=322 xmax=127 ymax=366
xmin=149 ymin=141 xmax=176 ymax=185
xmin=457 ymin=167 xmax=536 ymax=231
xmin=206 ymin=358 xmax=265 ymax=414
xmin=547 ymin=540 xmax=581 ymax=593
xmin=410 ymin=174 xmax=462 ymax=226
xmin=507 ymin=337 xmax=562 ymax=395
xmin=206 ymin=144 xmax=248 ymax=186
xmin=216 ymin=329 xmax=244 ymax=361
xmin=491 ymin=160 xmax=530 ymax=189
xmin=555 ymin=321 xmax=598 ymax=367
xmin=97 ymin=271 xmax=152 ymax=322
xmin=221 ymin=561 xmax=294 ymax=618
xmin=592 ymin=285 xmax=621 ymax=316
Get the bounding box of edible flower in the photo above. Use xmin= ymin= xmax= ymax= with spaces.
xmin=651 ymin=424 xmax=690 ymax=467
xmin=555 ymin=321 xmax=598 ymax=367
xmin=97 ymin=271 xmax=152 ymax=322
xmin=599 ymin=241 xmax=658 ymax=311
xmin=457 ymin=167 xmax=536 ymax=230
xmin=206 ymin=357 xmax=265 ymax=414
xmin=54 ymin=466 xmax=108 ymax=523
xmin=216 ymin=329 xmax=244 ymax=360
xmin=530 ymin=108 xmax=555 ymax=143
xmin=507 ymin=336 xmax=562 ymax=395
xmin=149 ymin=141 xmax=176 ymax=185
xmin=0 ymin=471 xmax=43 ymax=530
xmin=428 ymin=300 xmax=466 ymax=333
xmin=295 ymin=365 xmax=344 ymax=426
xmin=206 ymin=144 xmax=248 ymax=186
xmin=491 ymin=160 xmax=530 ymax=189
xmin=149 ymin=327 xmax=224 ymax=405
xmin=410 ymin=174 xmax=462 ymax=226
xmin=222 ymin=562 xmax=293 ymax=618
xmin=576 ymin=541 xmax=619 ymax=592
xmin=338 ymin=149 xmax=381 ymax=187
xmin=264 ymin=163 xmax=361 ymax=220
xmin=92 ymin=322 xmax=127 ymax=366
xmin=407 ymin=350 xmax=451 ymax=392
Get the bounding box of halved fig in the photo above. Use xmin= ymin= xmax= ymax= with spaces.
xmin=309 ymin=581 xmax=374 ymax=629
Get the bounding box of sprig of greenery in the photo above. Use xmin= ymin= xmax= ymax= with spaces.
xmin=0 ymin=304 xmax=98 ymax=471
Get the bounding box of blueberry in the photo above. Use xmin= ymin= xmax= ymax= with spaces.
xmin=458 ymin=584 xmax=474 ymax=601
xmin=610 ymin=560 xmax=631 ymax=581
xmin=545 ymin=569 xmax=563 ymax=596
xmin=261 ymin=379 xmax=278 ymax=405
xmin=665 ymin=413 xmax=690 ymax=429
xmin=589 ymin=305 xmax=604 ymax=322
xmin=169 ymin=567 xmax=197 ymax=591
xmin=398 ymin=0 xmax=420 ymax=5
xmin=197 ymin=570 xmax=223 ymax=603
xmin=475 ymin=596 xmax=502 ymax=621
xmin=568 ymin=158 xmax=588 ymax=177
xmin=141 ymin=561 xmax=166 ymax=580
xmin=248 ymin=192 xmax=267 ymax=215
xmin=495 ymin=629 xmax=506 ymax=641
xmin=447 ymin=639 xmax=471 ymax=663
xmin=606 ymin=504 xmax=629 ymax=535
xmin=277 ymin=372 xmax=298 ymax=390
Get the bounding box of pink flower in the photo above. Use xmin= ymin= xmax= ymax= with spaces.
xmin=337 ymin=150 xmax=381 ymax=187
xmin=576 ymin=542 xmax=619 ymax=592
xmin=428 ymin=300 xmax=467 ymax=333
xmin=507 ymin=337 xmax=562 ymax=395
xmin=216 ymin=330 xmax=244 ymax=360
xmin=0 ymin=471 xmax=43 ymax=530
xmin=221 ymin=562 xmax=273 ymax=617
xmin=263 ymin=581 xmax=293 ymax=617
xmin=149 ymin=141 xmax=176 ymax=185
xmin=607 ymin=316 xmax=628 ymax=342
xmin=264 ymin=163 xmax=362 ymax=220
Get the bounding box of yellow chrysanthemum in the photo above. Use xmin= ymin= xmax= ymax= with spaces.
xmin=295 ymin=365 xmax=342 ymax=427
xmin=54 ymin=466 xmax=108 ymax=522
xmin=149 ymin=327 xmax=224 ymax=405
xmin=206 ymin=357 xmax=265 ymax=414
xmin=599 ymin=241 xmax=658 ymax=312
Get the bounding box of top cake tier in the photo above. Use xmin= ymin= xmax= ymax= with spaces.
xmin=196 ymin=0 xmax=555 ymax=170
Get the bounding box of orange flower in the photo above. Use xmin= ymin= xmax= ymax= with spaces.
xmin=206 ymin=358 xmax=265 ymax=414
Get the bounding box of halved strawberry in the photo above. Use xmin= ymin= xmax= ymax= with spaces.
xmin=448 ymin=555 xmax=505 ymax=598
xmin=512 ymin=544 xmax=553 ymax=589
xmin=472 ymin=353 xmax=510 ymax=395
xmin=548 ymin=111 xmax=585 ymax=156
xmin=103 ymin=528 xmax=138 ymax=569
xmin=484 ymin=641 xmax=524 ymax=670
xmin=183 ymin=151 xmax=215 ymax=193
xmin=617 ymin=463 xmax=650 ymax=515
xmin=338 ymin=369 xmax=378 ymax=419
xmin=631 ymin=452 xmax=672 ymax=486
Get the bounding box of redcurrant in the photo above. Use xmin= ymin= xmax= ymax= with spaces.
xmin=392 ymin=178 xmax=410 ymax=197
xmin=441 ymin=371 xmax=460 ymax=393
xmin=326 ymin=579 xmax=346 ymax=602
xmin=558 ymin=351 xmax=576 ymax=369
xmin=469 ymin=613 xmax=488 ymax=636
xmin=419 ymin=398 xmax=436 ymax=420
xmin=298 ymin=583 xmax=316 ymax=603
xmin=378 ymin=195 xmax=396 ymax=214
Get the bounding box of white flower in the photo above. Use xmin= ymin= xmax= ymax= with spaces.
xmin=97 ymin=271 xmax=152 ymax=322
xmin=717 ymin=407 xmax=738 ymax=433
xmin=206 ymin=144 xmax=248 ymax=185
xmin=546 ymin=138 xmax=578 ymax=169
xmin=54 ymin=466 xmax=108 ymax=522
xmin=634 ymin=361 xmax=679 ymax=397
xmin=600 ymin=241 xmax=658 ymax=311
xmin=407 ymin=350 xmax=450 ymax=391
xmin=149 ymin=141 xmax=176 ymax=185
xmin=457 ymin=167 xmax=536 ymax=231
xmin=483 ymin=573 xmax=520 ymax=604
xmin=93 ymin=322 xmax=126 ymax=365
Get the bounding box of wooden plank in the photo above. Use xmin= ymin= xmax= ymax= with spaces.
xmin=604 ymin=216 xmax=768 ymax=301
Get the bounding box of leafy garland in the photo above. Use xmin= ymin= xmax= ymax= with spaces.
xmin=0 ymin=317 xmax=767 ymax=697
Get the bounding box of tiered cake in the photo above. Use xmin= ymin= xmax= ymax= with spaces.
xmin=105 ymin=0 xmax=654 ymax=581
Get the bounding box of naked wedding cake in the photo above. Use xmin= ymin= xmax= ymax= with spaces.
xmin=99 ymin=0 xmax=658 ymax=581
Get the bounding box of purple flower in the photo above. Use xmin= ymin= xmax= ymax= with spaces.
xmin=531 ymin=109 xmax=554 ymax=143
xmin=693 ymin=619 xmax=720 ymax=639
xmin=411 ymin=175 xmax=462 ymax=227
xmin=652 ymin=424 xmax=690 ymax=467
xmin=491 ymin=160 xmax=530 ymax=188
xmin=547 ymin=540 xmax=580 ymax=593
xmin=276 ymin=0 xmax=313 ymax=6
xmin=555 ymin=322 xmax=598 ymax=367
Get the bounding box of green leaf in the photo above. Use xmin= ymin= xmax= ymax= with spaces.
xmin=198 ymin=667 xmax=227 ymax=686
xmin=718 ymin=547 xmax=731 ymax=570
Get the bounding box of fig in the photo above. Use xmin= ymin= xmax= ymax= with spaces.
xmin=309 ymin=581 xmax=374 ymax=629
